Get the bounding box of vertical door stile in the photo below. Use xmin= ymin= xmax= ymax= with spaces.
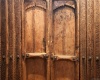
xmin=79 ymin=0 xmax=87 ymax=80
xmin=14 ymin=0 xmax=22 ymax=79
xmin=1 ymin=0 xmax=7 ymax=80
xmin=94 ymin=0 xmax=100 ymax=79
xmin=75 ymin=0 xmax=79 ymax=80
xmin=48 ymin=0 xmax=54 ymax=80
xmin=0 ymin=0 xmax=2 ymax=80
xmin=5 ymin=0 xmax=8 ymax=79
xmin=87 ymin=0 xmax=94 ymax=80
xmin=99 ymin=1 xmax=100 ymax=79
xmin=8 ymin=0 xmax=15 ymax=80
xmin=46 ymin=0 xmax=51 ymax=80
xmin=22 ymin=0 xmax=26 ymax=80
xmin=5 ymin=1 xmax=8 ymax=80
xmin=13 ymin=0 xmax=16 ymax=80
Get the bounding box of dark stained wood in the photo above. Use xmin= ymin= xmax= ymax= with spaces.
xmin=51 ymin=55 xmax=77 ymax=61
xmin=1 ymin=0 xmax=7 ymax=80
xmin=94 ymin=0 xmax=100 ymax=79
xmin=53 ymin=0 xmax=75 ymax=10
xmin=8 ymin=0 xmax=14 ymax=80
xmin=22 ymin=0 xmax=26 ymax=80
xmin=75 ymin=0 xmax=79 ymax=80
xmin=51 ymin=0 xmax=78 ymax=80
xmin=6 ymin=1 xmax=9 ymax=79
xmin=24 ymin=0 xmax=35 ymax=9
xmin=5 ymin=1 xmax=8 ymax=80
xmin=97 ymin=1 xmax=100 ymax=79
xmin=46 ymin=0 xmax=52 ymax=80
xmin=36 ymin=1 xmax=47 ymax=10
xmin=0 ymin=0 xmax=1 ymax=80
xmin=1 ymin=0 xmax=100 ymax=80
xmin=99 ymin=1 xmax=100 ymax=79
xmin=87 ymin=0 xmax=94 ymax=80
xmin=24 ymin=0 xmax=48 ymax=80
xmin=79 ymin=0 xmax=87 ymax=80
xmin=14 ymin=0 xmax=22 ymax=80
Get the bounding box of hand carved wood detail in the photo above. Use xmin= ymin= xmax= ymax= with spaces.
xmin=25 ymin=0 xmax=47 ymax=10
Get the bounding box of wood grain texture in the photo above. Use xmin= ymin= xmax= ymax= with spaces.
xmin=75 ymin=0 xmax=79 ymax=80
xmin=87 ymin=0 xmax=94 ymax=80
xmin=94 ymin=0 xmax=100 ymax=79
xmin=25 ymin=8 xmax=34 ymax=52
xmin=34 ymin=8 xmax=46 ymax=52
xmin=14 ymin=0 xmax=22 ymax=80
xmin=8 ymin=0 xmax=14 ymax=80
xmin=97 ymin=1 xmax=100 ymax=78
xmin=53 ymin=7 xmax=75 ymax=55
xmin=22 ymin=0 xmax=26 ymax=80
xmin=0 ymin=0 xmax=1 ymax=80
xmin=53 ymin=0 xmax=75 ymax=10
xmin=5 ymin=0 xmax=8 ymax=80
xmin=1 ymin=0 xmax=100 ymax=80
xmin=79 ymin=0 xmax=87 ymax=80
xmin=25 ymin=8 xmax=34 ymax=80
xmin=1 ymin=0 xmax=7 ymax=80
xmin=52 ymin=0 xmax=77 ymax=80
xmin=46 ymin=0 xmax=53 ymax=80
xmin=24 ymin=1 xmax=47 ymax=80
xmin=99 ymin=1 xmax=100 ymax=79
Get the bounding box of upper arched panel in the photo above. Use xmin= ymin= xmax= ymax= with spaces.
xmin=53 ymin=0 xmax=76 ymax=11
xmin=24 ymin=0 xmax=47 ymax=10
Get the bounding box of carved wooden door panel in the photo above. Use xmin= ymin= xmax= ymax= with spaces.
xmin=22 ymin=0 xmax=79 ymax=80
xmin=23 ymin=0 xmax=48 ymax=80
xmin=50 ymin=0 xmax=79 ymax=80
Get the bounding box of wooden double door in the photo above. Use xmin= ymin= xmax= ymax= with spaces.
xmin=22 ymin=0 xmax=79 ymax=80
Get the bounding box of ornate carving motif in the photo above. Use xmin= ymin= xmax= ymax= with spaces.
xmin=53 ymin=0 xmax=75 ymax=10
xmin=25 ymin=0 xmax=47 ymax=10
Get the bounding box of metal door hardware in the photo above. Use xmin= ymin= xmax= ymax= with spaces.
xmin=82 ymin=56 xmax=85 ymax=60
xmin=96 ymin=56 xmax=99 ymax=61
xmin=17 ymin=55 xmax=20 ymax=59
xmin=23 ymin=53 xmax=49 ymax=59
xmin=88 ymin=56 xmax=92 ymax=61
xmin=51 ymin=55 xmax=79 ymax=61
xmin=2 ymin=55 xmax=6 ymax=59
xmin=9 ymin=55 xmax=13 ymax=60
xmin=51 ymin=55 xmax=57 ymax=61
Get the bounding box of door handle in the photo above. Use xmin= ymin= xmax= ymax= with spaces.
xmin=23 ymin=53 xmax=49 ymax=59
xmin=51 ymin=55 xmax=79 ymax=61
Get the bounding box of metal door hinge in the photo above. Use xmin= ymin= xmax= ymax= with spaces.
xmin=22 ymin=53 xmax=49 ymax=59
xmin=50 ymin=55 xmax=79 ymax=62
